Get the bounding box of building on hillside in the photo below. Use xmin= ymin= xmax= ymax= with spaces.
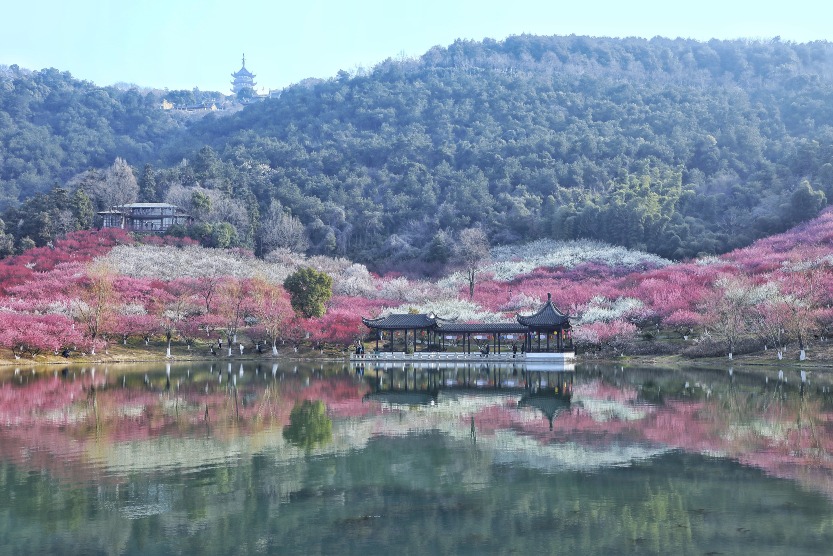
xmin=97 ymin=203 xmax=192 ymax=233
xmin=231 ymin=54 xmax=256 ymax=94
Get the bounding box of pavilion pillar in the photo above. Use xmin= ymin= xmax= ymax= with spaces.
xmin=546 ymin=332 xmax=550 ymax=352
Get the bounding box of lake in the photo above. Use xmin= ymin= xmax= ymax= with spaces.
xmin=1 ymin=360 xmax=832 ymax=555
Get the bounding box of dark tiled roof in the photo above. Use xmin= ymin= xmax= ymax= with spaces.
xmin=362 ymin=314 xmax=440 ymax=330
xmin=436 ymin=322 xmax=527 ymax=334
xmin=516 ymin=293 xmax=570 ymax=328
xmin=232 ymin=66 xmax=255 ymax=77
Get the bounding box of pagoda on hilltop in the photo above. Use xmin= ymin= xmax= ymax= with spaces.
xmin=231 ymin=54 xmax=256 ymax=94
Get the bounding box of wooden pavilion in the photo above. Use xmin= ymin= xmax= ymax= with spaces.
xmin=361 ymin=293 xmax=573 ymax=355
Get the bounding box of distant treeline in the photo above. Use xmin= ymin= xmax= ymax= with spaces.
xmin=2 ymin=35 xmax=833 ymax=266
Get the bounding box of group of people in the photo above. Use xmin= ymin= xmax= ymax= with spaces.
xmin=208 ymin=338 xmax=248 ymax=356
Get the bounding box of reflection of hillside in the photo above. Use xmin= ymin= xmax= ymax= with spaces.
xmin=3 ymin=362 xmax=833 ymax=502
xmin=3 ymin=363 xmax=833 ymax=554
xmin=3 ymin=440 xmax=832 ymax=555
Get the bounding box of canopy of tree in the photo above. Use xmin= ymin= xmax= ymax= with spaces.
xmin=4 ymin=35 xmax=833 ymax=265
xmin=284 ymin=267 xmax=334 ymax=318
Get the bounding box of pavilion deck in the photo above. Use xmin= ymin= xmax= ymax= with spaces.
xmin=350 ymin=350 xmax=575 ymax=364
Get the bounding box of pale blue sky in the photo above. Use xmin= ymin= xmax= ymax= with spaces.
xmin=2 ymin=0 xmax=831 ymax=93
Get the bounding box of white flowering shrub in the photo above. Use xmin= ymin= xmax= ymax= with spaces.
xmin=100 ymin=244 xmax=365 ymax=289
xmin=332 ymin=264 xmax=375 ymax=297
xmin=499 ymin=292 xmax=540 ymax=313
xmin=44 ymin=301 xmax=73 ymax=317
xmin=695 ymin=255 xmax=722 ymax=267
xmin=487 ymin=239 xmax=671 ymax=281
xmin=263 ymin=248 xmax=309 ymax=268
xmin=436 ymin=271 xmax=469 ymax=292
xmin=579 ymin=296 xmax=644 ymax=324
xmin=119 ymin=303 xmax=148 ymax=316
xmin=381 ymin=298 xmax=509 ymax=323
xmin=376 ymin=276 xmax=411 ymax=301
xmin=374 ymin=276 xmax=445 ymax=303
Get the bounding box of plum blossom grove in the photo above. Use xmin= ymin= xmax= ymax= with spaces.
xmin=2 ymin=208 xmax=833 ymax=360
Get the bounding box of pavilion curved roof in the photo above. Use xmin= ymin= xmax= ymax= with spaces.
xmin=361 ymin=313 xmax=455 ymax=330
xmin=516 ymin=293 xmax=570 ymax=329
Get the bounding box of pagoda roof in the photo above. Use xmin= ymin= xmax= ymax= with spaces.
xmin=232 ymin=55 xmax=255 ymax=78
xmin=231 ymin=67 xmax=255 ymax=78
xmin=516 ymin=293 xmax=571 ymax=329
xmin=361 ymin=313 xmax=453 ymax=330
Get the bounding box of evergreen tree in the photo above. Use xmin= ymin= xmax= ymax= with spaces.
xmin=138 ymin=163 xmax=158 ymax=202
xmin=283 ymin=267 xmax=333 ymax=318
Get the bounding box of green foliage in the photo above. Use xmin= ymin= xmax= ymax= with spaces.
xmin=0 ymin=220 xmax=14 ymax=258
xmin=138 ymin=163 xmax=158 ymax=202
xmin=209 ymin=222 xmax=237 ymax=248
xmin=159 ymin=36 xmax=833 ymax=263
xmin=18 ymin=237 xmax=35 ymax=252
xmin=282 ymin=400 xmax=332 ymax=450
xmin=6 ymin=37 xmax=833 ymax=263
xmin=70 ymin=189 xmax=94 ymax=229
xmin=1 ymin=187 xmax=93 ymax=251
xmin=0 ymin=66 xmax=183 ymax=209
xmin=787 ymin=180 xmax=826 ymax=226
xmin=190 ymin=190 xmax=212 ymax=217
xmin=283 ymin=267 xmax=333 ymax=318
xmin=236 ymin=88 xmax=255 ymax=102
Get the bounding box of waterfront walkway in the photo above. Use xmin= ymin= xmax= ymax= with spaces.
xmin=350 ymin=351 xmax=575 ymax=364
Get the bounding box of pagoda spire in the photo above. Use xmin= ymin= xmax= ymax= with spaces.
xmin=231 ymin=53 xmax=256 ymax=94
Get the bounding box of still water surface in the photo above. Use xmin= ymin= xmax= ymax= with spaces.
xmin=1 ymin=360 xmax=833 ymax=555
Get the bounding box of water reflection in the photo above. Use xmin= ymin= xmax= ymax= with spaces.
xmin=1 ymin=361 xmax=833 ymax=554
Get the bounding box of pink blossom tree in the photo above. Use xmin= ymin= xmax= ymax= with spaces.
xmin=216 ymin=278 xmax=255 ymax=355
xmin=250 ymin=278 xmax=293 ymax=356
xmin=71 ymin=262 xmax=119 ymax=355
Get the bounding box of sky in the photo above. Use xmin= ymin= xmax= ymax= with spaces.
xmin=2 ymin=0 xmax=832 ymax=93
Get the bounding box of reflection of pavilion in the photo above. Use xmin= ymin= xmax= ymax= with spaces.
xmin=358 ymin=293 xmax=574 ymax=362
xmin=519 ymin=394 xmax=571 ymax=431
xmin=361 ymin=362 xmax=573 ymax=427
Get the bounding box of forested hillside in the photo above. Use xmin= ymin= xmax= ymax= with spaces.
xmin=3 ymin=36 xmax=833 ymax=267
xmin=0 ymin=66 xmax=187 ymax=208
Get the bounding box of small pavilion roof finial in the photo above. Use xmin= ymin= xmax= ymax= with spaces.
xmin=242 ymin=53 xmax=246 ymax=67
